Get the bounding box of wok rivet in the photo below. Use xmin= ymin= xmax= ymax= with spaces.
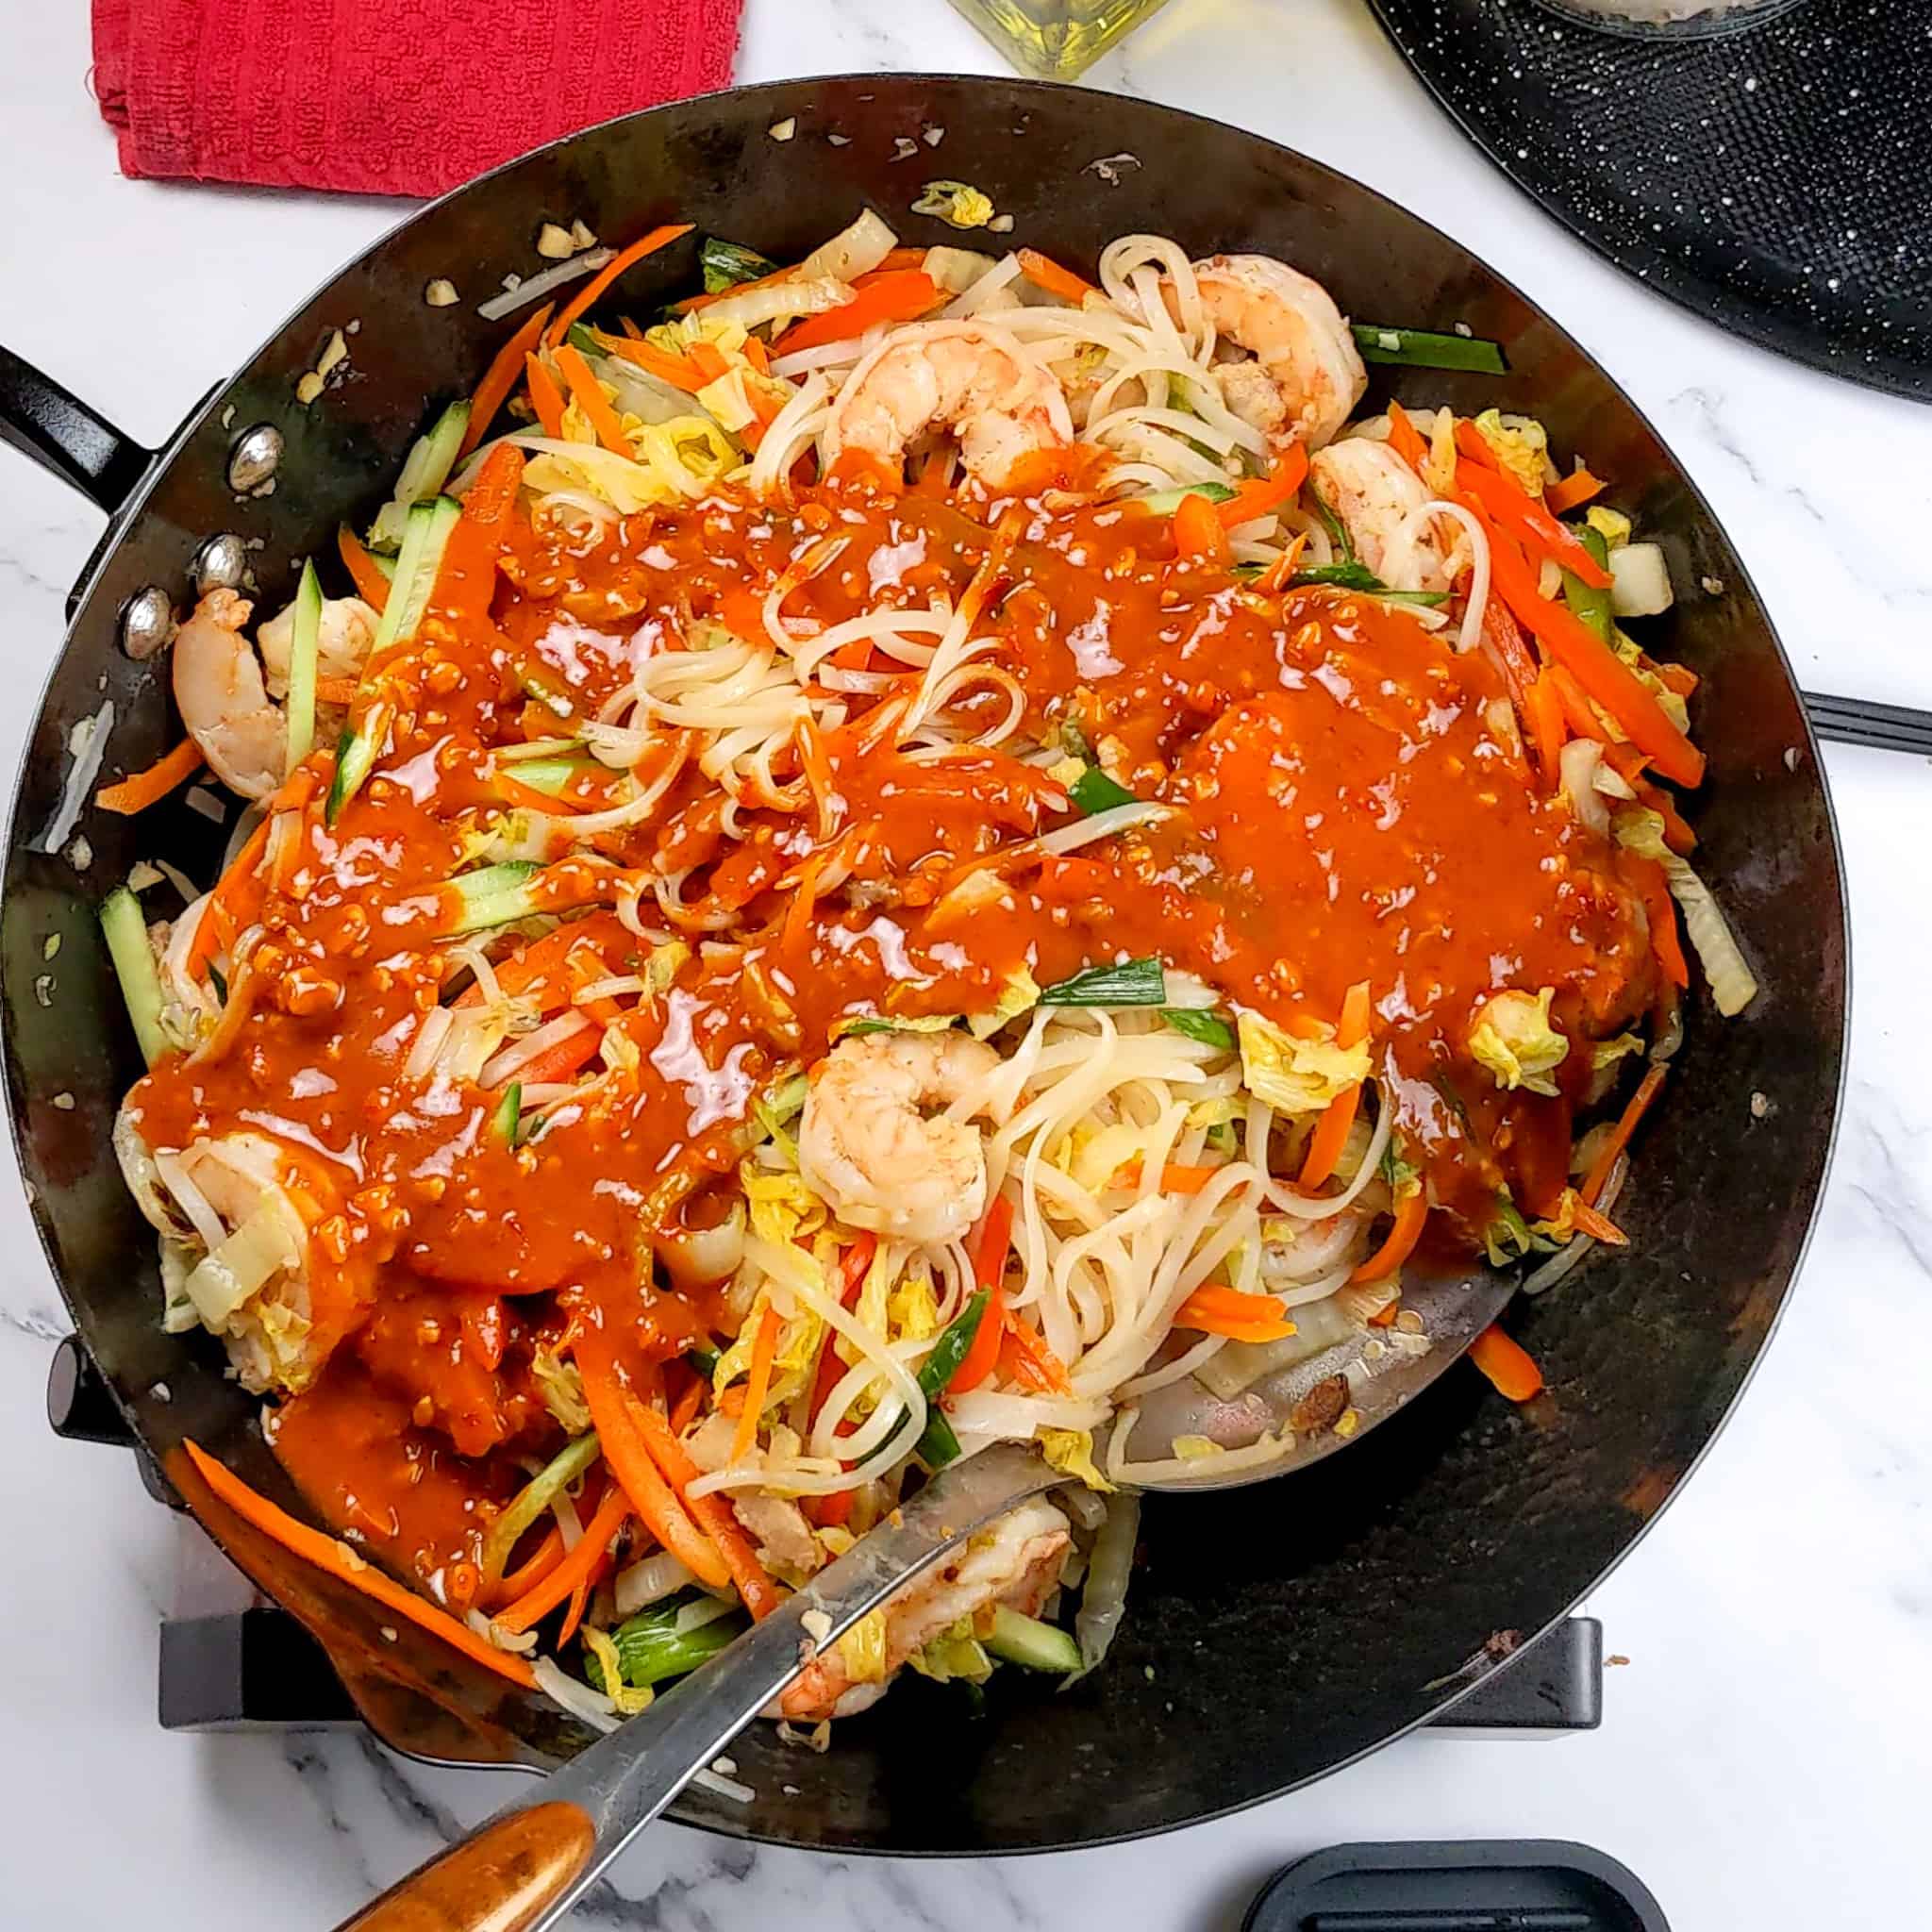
xmin=119 ymin=586 xmax=174 ymax=661
xmin=227 ymin=424 xmax=284 ymax=493
xmin=193 ymin=533 xmax=248 ymax=593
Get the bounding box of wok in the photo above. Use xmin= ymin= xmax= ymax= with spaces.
xmin=0 ymin=75 xmax=1846 ymax=1854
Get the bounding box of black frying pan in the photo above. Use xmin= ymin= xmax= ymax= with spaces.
xmin=0 ymin=75 xmax=1849 ymax=1854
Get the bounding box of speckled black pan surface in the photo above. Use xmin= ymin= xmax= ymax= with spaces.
xmin=1370 ymin=0 xmax=1932 ymax=399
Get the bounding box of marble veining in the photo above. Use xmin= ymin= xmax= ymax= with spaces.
xmin=2 ymin=3 xmax=1930 ymax=1929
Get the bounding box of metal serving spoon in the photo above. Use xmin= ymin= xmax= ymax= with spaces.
xmin=329 ymin=1261 xmax=1511 ymax=1931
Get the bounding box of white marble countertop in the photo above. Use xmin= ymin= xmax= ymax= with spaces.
xmin=3 ymin=3 xmax=1929 ymax=1927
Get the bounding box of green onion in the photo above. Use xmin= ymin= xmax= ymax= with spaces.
xmin=492 ymin=1082 xmax=522 ymax=1147
xmin=283 ymin=558 xmax=323 ymax=776
xmin=1291 ymin=561 xmax=1449 ymax=608
xmin=437 ymin=860 xmax=542 ymax=936
xmin=912 ymin=1288 xmax=989 ymax=1468
xmin=1161 ymin=1008 xmax=1235 ymax=1051
xmin=1561 ymin=525 xmax=1615 ymax=643
xmin=1352 ymin=324 xmax=1507 ymax=375
xmin=100 ymin=888 xmax=168 ymax=1067
xmin=685 ymin=1345 xmax=721 ymax=1379
xmin=1309 ymin=489 xmax=1355 ymax=564
xmin=1068 ymin=765 xmax=1136 ymax=815
xmin=598 ymin=1596 xmax=747 ymax=1690
xmin=477 ymin=1429 xmax=600 ymax=1588
xmin=700 ymin=236 xmax=779 ymax=294
xmin=1039 ymin=957 xmax=1168 ymax=1008
xmin=566 ymin=323 xmax=602 ymax=356
xmin=1134 ymin=480 xmax=1237 ymax=515
xmin=367 ymin=401 xmax=472 ymax=552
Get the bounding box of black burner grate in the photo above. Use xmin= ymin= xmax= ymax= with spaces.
xmin=1369 ymin=0 xmax=1932 ymax=399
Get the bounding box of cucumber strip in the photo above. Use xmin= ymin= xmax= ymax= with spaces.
xmin=503 ymin=756 xmax=597 ymax=798
xmin=325 ymin=704 xmax=389 ymax=826
xmin=437 ymin=860 xmax=542 ymax=936
xmin=983 ymin=1605 xmax=1082 ymax=1674
xmin=370 ymin=496 xmax=460 ymax=661
xmin=492 ymin=1081 xmax=523 ymax=1147
xmin=477 ymin=1428 xmax=600 ymax=1586
xmin=1039 ymin=957 xmax=1167 ymax=1008
xmin=1068 ymin=765 xmax=1136 ymax=816
xmin=100 ymin=888 xmax=169 ymax=1066
xmin=283 ymin=558 xmax=323 ymax=775
xmin=1135 ymin=480 xmax=1237 ymax=515
xmin=1352 ymin=324 xmax=1507 ymax=375
xmin=367 ymin=401 xmax=472 ymax=551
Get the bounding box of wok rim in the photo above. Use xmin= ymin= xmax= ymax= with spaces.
xmin=2 ymin=71 xmax=1853 ymax=1856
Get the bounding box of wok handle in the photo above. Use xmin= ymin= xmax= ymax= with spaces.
xmin=0 ymin=342 xmax=155 ymax=515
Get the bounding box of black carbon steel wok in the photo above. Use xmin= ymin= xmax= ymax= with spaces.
xmin=0 ymin=75 xmax=1847 ymax=1854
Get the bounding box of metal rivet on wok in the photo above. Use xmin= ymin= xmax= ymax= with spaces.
xmin=227 ymin=424 xmax=283 ymax=493
xmin=193 ymin=533 xmax=248 ymax=594
xmin=119 ymin=587 xmax=174 ymax=661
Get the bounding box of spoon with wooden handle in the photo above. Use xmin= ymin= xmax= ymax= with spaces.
xmin=333 ymin=1441 xmax=1063 ymax=1932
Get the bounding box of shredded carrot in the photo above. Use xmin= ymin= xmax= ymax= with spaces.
xmin=1571 ymin=1198 xmax=1628 ymax=1246
xmin=669 ymin=1369 xmax=706 ymax=1435
xmin=1457 ymin=459 xmax=1613 ymax=591
xmin=554 ymin=342 xmax=631 ymax=457
xmin=547 ymin=223 xmax=694 ymax=346
xmin=1299 ymin=979 xmax=1374 ymax=1189
xmin=558 ymin=1573 xmax=593 ymax=1647
xmin=576 ymin=1347 xmax=733 ymax=1591
xmin=95 ymin=736 xmax=204 ymax=815
xmin=595 ymin=331 xmax=707 ymax=391
xmin=1545 ymin=468 xmax=1607 ymax=515
xmin=773 ymin=270 xmax=942 ymax=358
xmin=1174 ymin=1283 xmax=1294 ymax=1341
xmin=336 ymin=525 xmax=391 ymax=612
xmin=1469 ymin=1324 xmax=1543 ymax=1403
xmin=628 ymin=1402 xmax=783 ymax=1620
xmin=1386 ymin=399 xmax=1430 ymax=473
xmin=730 ymin=1307 xmax=781 ymax=1466
xmin=1582 ymin=1064 xmax=1666 ymax=1208
xmin=512 ymin=1022 xmax=604 ymax=1089
xmin=460 ymin=442 xmax=527 ymax=527
xmin=524 ymin=353 xmax=567 ymax=440
xmin=492 ymin=1523 xmax=565 ymax=1608
xmin=1158 ymin=1162 xmax=1223 ymax=1193
xmin=998 ymin=1319 xmax=1073 ymax=1395
xmin=1636 ymin=860 xmax=1689 ymax=989
xmin=1261 ymin=529 xmax=1308 ymax=593
xmin=457 ymin=302 xmax=557 ymax=458
xmin=1350 ymin=1186 xmax=1429 ymax=1284
xmin=182 ymin=1441 xmax=536 ymax=1688
xmin=1217 ymin=441 xmax=1310 ymax=529
xmin=741 ymin=335 xmax=772 ymax=375
xmin=684 ymin=341 xmax=729 ymax=387
xmin=1016 ymin=247 xmax=1097 ymax=306
xmin=950 ymin=1194 xmax=1014 ymax=1393
xmin=1525 ymin=670 xmax=1568 ymax=788
xmin=1173 ymin=490 xmax=1232 ymax=563
xmin=1544 ymin=661 xmax=1604 ymax=742
xmin=495 ymin=1483 xmax=630 ymax=1634
xmin=1635 ymin=775 xmax=1697 ymax=854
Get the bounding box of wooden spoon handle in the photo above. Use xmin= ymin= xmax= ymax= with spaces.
xmin=338 ymin=1802 xmax=595 ymax=1932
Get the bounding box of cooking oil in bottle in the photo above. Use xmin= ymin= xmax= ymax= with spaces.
xmin=947 ymin=0 xmax=1178 ymax=81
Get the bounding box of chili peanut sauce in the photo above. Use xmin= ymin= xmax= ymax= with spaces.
xmin=126 ymin=461 xmax=1655 ymax=1599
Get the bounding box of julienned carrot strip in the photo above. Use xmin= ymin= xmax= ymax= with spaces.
xmin=1350 ymin=1186 xmax=1428 ymax=1284
xmin=336 ymin=525 xmax=391 ymax=613
xmin=558 ymin=1574 xmax=593 ymax=1647
xmin=554 ymin=343 xmax=631 ymax=457
xmin=1635 ymin=776 xmax=1697 ymax=854
xmin=1298 ymin=979 xmax=1374 ymax=1190
xmin=1173 ymin=490 xmax=1232 ymax=563
xmin=511 ymin=1021 xmax=603 ymax=1088
xmin=1544 ymin=662 xmax=1604 ymax=743
xmin=1386 ymin=400 xmax=1430 ymax=473
xmin=669 ymin=1370 xmax=706 ymax=1435
xmin=525 ymin=353 xmax=567 ymax=440
xmin=1469 ymin=1324 xmax=1542 ymax=1403
xmin=1457 ymin=460 xmax=1613 ymax=591
xmin=458 ymin=302 xmax=557 ymax=459
xmin=686 ymin=341 xmax=731 ymax=386
xmin=1525 ymin=671 xmax=1568 ymax=786
xmin=95 ymin=736 xmax=204 ymax=814
xmin=1582 ymin=1063 xmax=1666 ymax=1208
xmin=1016 ymin=247 xmax=1097 ymax=306
xmin=1261 ymin=529 xmax=1308 ymax=593
xmin=950 ymin=1193 xmax=1015 ymax=1394
xmin=1477 ymin=508 xmax=1705 ymax=788
xmin=493 ymin=1523 xmax=565 ymax=1607
xmin=1571 ymin=1198 xmax=1628 ymax=1246
xmin=575 ymin=1350 xmax=733 ymax=1592
xmin=1453 ymin=420 xmax=1500 ymax=471
xmin=1636 ymin=861 xmax=1689 ymax=989
xmin=1218 ymin=442 xmax=1311 ymax=528
xmin=730 ymin=1307 xmax=781 ymax=1466
xmin=547 ymin=223 xmax=694 ymax=346
xmin=181 ymin=1441 xmax=536 ymax=1688
xmin=595 ymin=332 xmax=707 ymax=391
xmin=628 ymin=1403 xmax=784 ymax=1621
xmin=460 ymin=442 xmax=527 ymax=527
xmin=1174 ymin=1284 xmax=1294 ymax=1341
xmin=1158 ymin=1162 xmax=1222 ymax=1193
xmin=494 ymin=1483 xmax=630 ymax=1634
xmin=1546 ymin=467 xmax=1607 ymax=515
xmin=773 ymin=270 xmax=942 ymax=357
xmin=999 ymin=1319 xmax=1074 ymax=1394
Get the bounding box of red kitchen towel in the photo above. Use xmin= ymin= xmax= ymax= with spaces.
xmin=91 ymin=0 xmax=742 ymax=198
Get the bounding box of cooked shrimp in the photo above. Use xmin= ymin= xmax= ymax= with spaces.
xmin=823 ymin=320 xmax=1074 ymax=488
xmin=798 ymin=1029 xmax=1001 ymax=1245
xmin=258 ymin=591 xmax=379 ymax=695
xmin=777 ymin=1495 xmax=1072 ymax=1720
xmin=1308 ymin=438 xmax=1469 ymax=592
xmin=1179 ymin=254 xmax=1367 ymax=452
xmin=121 ymin=1124 xmax=361 ymax=1393
xmin=171 ymin=589 xmax=285 ymax=801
